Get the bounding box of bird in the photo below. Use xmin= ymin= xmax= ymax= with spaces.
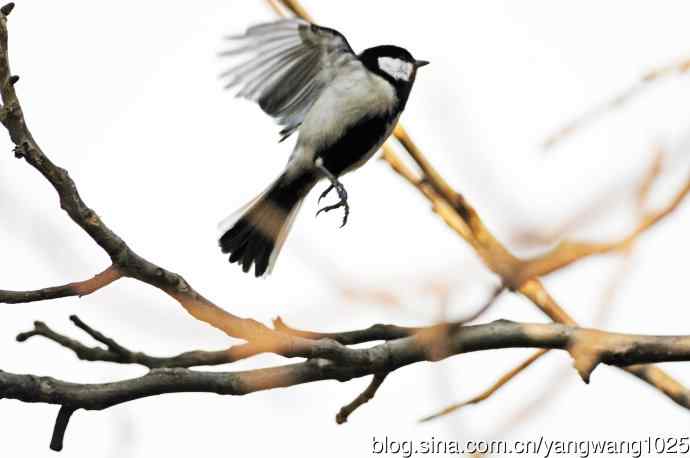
xmin=217 ymin=18 xmax=428 ymax=277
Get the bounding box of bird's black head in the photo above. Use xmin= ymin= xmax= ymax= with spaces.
xmin=358 ymin=45 xmax=428 ymax=108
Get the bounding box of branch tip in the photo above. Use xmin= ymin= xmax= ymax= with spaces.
xmin=0 ymin=2 xmax=14 ymax=16
xmin=15 ymin=330 xmax=34 ymax=342
xmin=335 ymin=372 xmax=388 ymax=424
xmin=50 ymin=405 xmax=76 ymax=452
xmin=272 ymin=316 xmax=286 ymax=330
xmin=568 ymin=343 xmax=601 ymax=384
xmin=16 ymin=321 xmax=48 ymax=342
xmin=8 ymin=74 xmax=18 ymax=85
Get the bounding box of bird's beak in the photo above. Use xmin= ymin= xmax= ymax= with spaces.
xmin=415 ymin=59 xmax=430 ymax=68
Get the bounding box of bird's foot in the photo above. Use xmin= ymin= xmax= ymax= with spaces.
xmin=315 ymin=162 xmax=349 ymax=228
xmin=316 ymin=181 xmax=349 ymax=227
xmin=317 ymin=184 xmax=334 ymax=205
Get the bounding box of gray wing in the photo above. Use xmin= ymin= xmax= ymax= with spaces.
xmin=220 ymin=19 xmax=359 ymax=141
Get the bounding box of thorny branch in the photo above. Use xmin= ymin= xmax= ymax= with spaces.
xmin=0 ymin=0 xmax=689 ymax=452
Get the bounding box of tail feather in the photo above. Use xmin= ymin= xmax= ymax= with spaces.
xmin=219 ymin=171 xmax=313 ymax=277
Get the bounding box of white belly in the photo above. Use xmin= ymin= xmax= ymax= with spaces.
xmin=296 ymin=64 xmax=398 ymax=161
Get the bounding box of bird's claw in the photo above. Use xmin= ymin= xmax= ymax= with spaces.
xmin=315 ymin=181 xmax=349 ymax=227
xmin=317 ymin=184 xmax=334 ymax=205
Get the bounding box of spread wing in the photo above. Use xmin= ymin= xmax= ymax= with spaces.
xmin=220 ymin=19 xmax=359 ymax=141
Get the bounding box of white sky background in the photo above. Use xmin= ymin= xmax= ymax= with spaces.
xmin=2 ymin=0 xmax=690 ymax=456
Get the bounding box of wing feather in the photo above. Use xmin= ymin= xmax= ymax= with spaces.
xmin=220 ymin=19 xmax=360 ymax=141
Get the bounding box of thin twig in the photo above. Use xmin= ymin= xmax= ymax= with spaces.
xmin=515 ymin=175 xmax=689 ymax=283
xmin=50 ymin=406 xmax=77 ymax=452
xmin=419 ymin=349 xmax=547 ymax=422
xmin=543 ymin=56 xmax=690 ymax=150
xmin=0 ymin=265 xmax=122 ymax=303
xmin=17 ymin=304 xmax=499 ymax=370
xmin=16 ymin=317 xmax=263 ymax=368
xmin=336 ymin=372 xmax=388 ymax=424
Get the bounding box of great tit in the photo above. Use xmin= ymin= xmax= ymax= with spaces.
xmin=218 ymin=19 xmax=428 ymax=277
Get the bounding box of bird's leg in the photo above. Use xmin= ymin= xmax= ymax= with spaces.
xmin=315 ymin=160 xmax=349 ymax=228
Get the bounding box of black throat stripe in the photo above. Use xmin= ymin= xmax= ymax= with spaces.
xmin=316 ymin=112 xmax=394 ymax=176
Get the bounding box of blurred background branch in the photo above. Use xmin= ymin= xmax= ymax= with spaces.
xmin=543 ymin=55 xmax=690 ymax=150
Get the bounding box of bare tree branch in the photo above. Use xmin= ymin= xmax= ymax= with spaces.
xmin=16 ymin=316 xmax=263 ymax=368
xmin=273 ymin=316 xmax=419 ymax=345
xmin=5 ymin=320 xmax=690 ymax=412
xmin=336 ymin=372 xmax=388 ymax=424
xmin=516 ymin=176 xmax=690 ymax=282
xmin=15 ymin=313 xmax=408 ymax=370
xmin=50 ymin=405 xmax=76 ymax=452
xmin=0 ymin=4 xmax=280 ymax=345
xmin=11 ymin=315 xmax=690 ymax=448
xmin=0 ymin=265 xmax=121 ymax=304
xmin=18 ymin=315 xmax=423 ymax=369
xmin=16 ymin=300 xmax=496 ymax=370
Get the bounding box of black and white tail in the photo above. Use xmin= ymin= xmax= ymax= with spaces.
xmin=218 ymin=171 xmax=315 ymax=277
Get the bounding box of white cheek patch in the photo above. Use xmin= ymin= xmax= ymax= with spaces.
xmin=377 ymin=56 xmax=413 ymax=81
